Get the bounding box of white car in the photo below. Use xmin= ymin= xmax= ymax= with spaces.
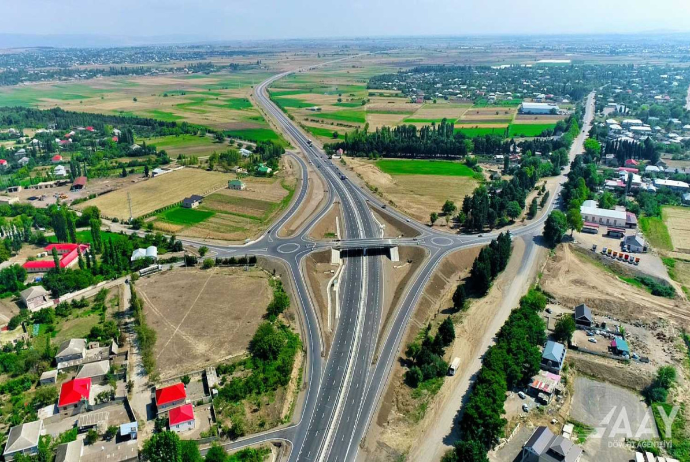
xmin=588 ymin=338 xmax=598 ymax=343
xmin=518 ymin=391 xmax=526 ymax=399
xmin=522 ymin=404 xmax=530 ymax=412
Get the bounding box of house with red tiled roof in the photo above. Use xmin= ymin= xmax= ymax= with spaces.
xmin=155 ymin=383 xmax=186 ymax=412
xmin=624 ymin=159 xmax=638 ymax=167
xmin=0 ymin=159 xmax=7 ymax=169
xmin=169 ymin=404 xmax=195 ymax=433
xmin=58 ymin=378 xmax=91 ymax=410
xmin=52 ymin=154 xmax=63 ymax=163
xmin=23 ymin=244 xmax=89 ymax=273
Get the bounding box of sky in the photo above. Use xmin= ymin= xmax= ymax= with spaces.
xmin=3 ymin=0 xmax=690 ymax=43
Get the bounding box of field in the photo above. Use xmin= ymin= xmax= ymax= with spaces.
xmin=375 ymin=159 xmax=475 ymax=177
xmin=136 ymin=134 xmax=223 ymax=158
xmin=0 ymin=70 xmax=283 ymax=142
xmin=152 ymin=159 xmax=297 ymax=242
xmin=74 ymin=168 xmax=233 ymax=220
xmin=507 ymin=123 xmax=557 ymax=137
xmin=661 ymin=206 xmax=690 ymax=253
xmin=345 ymin=157 xmax=479 ymax=223
xmin=137 ymin=267 xmax=273 ymax=379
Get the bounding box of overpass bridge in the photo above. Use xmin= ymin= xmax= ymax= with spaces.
xmin=328 ymin=237 xmax=422 ymax=263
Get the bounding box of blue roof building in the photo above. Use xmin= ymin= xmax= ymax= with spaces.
xmin=541 ymin=341 xmax=566 ymax=373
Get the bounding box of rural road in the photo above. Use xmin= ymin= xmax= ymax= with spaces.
xmin=174 ymin=58 xmax=597 ymax=462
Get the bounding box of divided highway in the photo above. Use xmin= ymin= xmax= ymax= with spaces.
xmin=188 ymin=63 xmax=596 ymax=462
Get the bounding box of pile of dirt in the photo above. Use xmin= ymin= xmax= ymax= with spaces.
xmin=566 ymin=352 xmax=654 ymax=392
xmin=540 ymin=244 xmax=690 ymax=328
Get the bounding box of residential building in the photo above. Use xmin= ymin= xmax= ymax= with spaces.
xmin=579 ymin=200 xmax=627 ymax=228
xmin=683 ymin=193 xmax=690 ymax=205
xmin=574 ymin=304 xmax=593 ymax=327
xmin=155 ymin=382 xmax=187 ymax=412
xmin=626 ymin=212 xmax=638 ymax=228
xmin=181 ymin=195 xmax=203 ymax=209
xmin=239 ymin=148 xmax=252 ymax=157
xmin=56 ymin=339 xmax=87 ymax=365
xmin=23 ymin=243 xmax=90 ymax=273
xmin=131 ymin=246 xmax=157 ymax=262
xmin=654 ymin=179 xmax=689 ymax=192
xmin=20 ymin=286 xmax=51 ymax=312
xmin=18 ymin=157 xmax=30 ymax=167
xmin=541 ymin=341 xmax=566 ymax=373
xmin=120 ymin=422 xmax=138 ymax=441
xmin=54 ymin=165 xmax=67 ymax=178
xmin=71 ymin=176 xmax=87 ymax=191
xmin=76 ymin=360 xmax=110 ymax=384
xmin=520 ymin=102 xmax=560 ymax=114
xmin=54 ymin=439 xmax=82 ymax=462
xmin=520 ymin=426 xmax=582 ymax=462
xmin=52 ymin=154 xmax=63 ymax=163
xmin=0 ymin=159 xmax=7 ymax=169
xmin=611 ymin=337 xmax=630 ymax=357
xmin=7 ymin=185 xmax=22 ymax=193
xmin=624 ymin=234 xmax=647 ymax=253
xmin=228 ymin=179 xmax=246 ymax=190
xmin=40 ymin=369 xmax=58 ymax=385
xmin=58 ymin=378 xmax=91 ymax=410
xmin=257 ymin=163 xmax=272 ymax=175
xmin=528 ymin=371 xmax=561 ymax=404
xmin=3 ymin=420 xmax=43 ymax=461
xmin=169 ymin=404 xmax=195 ymax=433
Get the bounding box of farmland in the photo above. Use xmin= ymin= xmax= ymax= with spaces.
xmin=661 ymin=206 xmax=690 ymax=253
xmin=137 ymin=267 xmax=273 ymax=379
xmin=158 ymin=207 xmax=215 ymax=225
xmin=136 ymin=133 xmax=223 ymax=158
xmin=74 ymin=168 xmax=233 ymax=220
xmin=375 ymin=159 xmax=475 ymax=177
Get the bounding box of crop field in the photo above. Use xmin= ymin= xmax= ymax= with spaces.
xmin=137 ymin=134 xmax=224 ymax=158
xmin=347 ymin=157 xmax=479 ymax=222
xmin=137 ymin=267 xmax=273 ymax=379
xmin=376 ymin=159 xmax=475 ymax=177
xmin=661 ymin=206 xmax=690 ymax=253
xmin=507 ymin=123 xmax=557 ymax=137
xmin=158 ymin=207 xmax=215 ymax=225
xmin=74 ymin=168 xmax=233 ymax=220
xmin=455 ymin=126 xmax=508 ymax=137
xmin=0 ymin=70 xmax=282 ymax=141
xmin=303 ymin=125 xmax=345 ymax=140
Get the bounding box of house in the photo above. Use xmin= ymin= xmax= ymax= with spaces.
xmin=683 ymin=193 xmax=690 ymax=205
xmin=131 ymin=246 xmax=158 ymax=262
xmin=0 ymin=159 xmax=7 ymax=169
xmin=520 ymin=426 xmax=582 ymax=462
xmin=112 ymin=129 xmax=121 ymax=136
xmin=654 ymin=179 xmax=689 ymax=192
xmin=646 ymin=165 xmax=661 ymax=173
xmin=71 ymin=176 xmax=87 ymax=191
xmin=40 ymin=369 xmax=58 ymax=385
xmin=18 ymin=157 xmax=30 ymax=167
xmin=76 ymin=360 xmax=110 ymax=383
xmin=541 ymin=341 xmax=566 ymax=373
xmin=579 ymin=200 xmax=627 ymax=228
xmin=624 ymin=234 xmax=647 ymax=253
xmin=624 ymin=159 xmax=639 ymax=167
xmin=54 ymin=439 xmax=82 ymax=462
xmin=24 ymin=243 xmax=90 ymax=273
xmin=151 ymin=167 xmax=172 ymax=177
xmin=528 ymin=371 xmax=561 ymax=404
xmin=58 ymin=378 xmax=91 ymax=410
xmin=611 ymin=337 xmax=630 ymax=357
xmin=56 ymin=338 xmax=87 ymax=365
xmin=574 ymin=303 xmax=593 ymax=327
xmin=155 ymin=382 xmax=187 ymax=412
xmin=20 ymin=286 xmax=52 ymax=312
xmin=228 ymin=179 xmax=246 ymax=190
xmin=54 ymin=165 xmax=67 ymax=178
xmin=169 ymin=404 xmax=195 ymax=433
xmin=52 ymin=154 xmax=63 ymax=163
xmin=626 ymin=212 xmax=638 ymax=228
xmin=7 ymin=185 xmax=22 ymax=193
xmin=257 ymin=164 xmax=272 ymax=175
xmin=239 ymin=148 xmax=252 ymax=157
xmin=181 ymin=195 xmax=203 ymax=209
xmin=120 ymin=422 xmax=138 ymax=441
xmin=3 ymin=420 xmax=43 ymax=461
xmin=519 ymin=102 xmax=560 ymax=114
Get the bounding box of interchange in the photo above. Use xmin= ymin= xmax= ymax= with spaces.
xmin=188 ymin=65 xmax=595 ymax=461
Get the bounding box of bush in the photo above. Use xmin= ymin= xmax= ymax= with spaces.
xmin=202 ymin=258 xmax=215 ymax=269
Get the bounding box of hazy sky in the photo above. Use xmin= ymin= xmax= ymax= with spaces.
xmin=4 ymin=0 xmax=690 ymax=41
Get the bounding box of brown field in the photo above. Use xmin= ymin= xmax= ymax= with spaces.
xmin=367 ymin=102 xmax=420 ymax=113
xmin=137 ymin=267 xmax=273 ymax=379
xmin=408 ymin=105 xmax=469 ymax=120
xmin=663 ymin=206 xmax=690 ymax=252
xmin=463 ymin=107 xmax=517 ymax=117
xmin=76 ymin=168 xmax=233 ymax=220
xmin=367 ymin=113 xmax=409 ymax=129
xmin=345 ymin=157 xmax=478 ymax=223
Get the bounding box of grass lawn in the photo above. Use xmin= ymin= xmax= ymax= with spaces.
xmin=313 ymin=110 xmax=366 ymax=124
xmin=304 ymin=126 xmax=344 ymax=139
xmin=640 ymin=215 xmax=673 ymax=251
xmin=145 ymin=110 xmax=184 ymax=122
xmin=52 ymin=313 xmax=101 ymax=345
xmin=159 ymin=207 xmax=215 ymax=225
xmin=224 ymin=128 xmax=285 ymax=145
xmin=376 ymin=159 xmax=475 ymax=177
xmin=455 ymin=126 xmax=508 ymax=138
xmin=335 ymin=101 xmax=364 ymax=108
xmin=268 ymin=89 xmax=307 ymax=97
xmin=47 ymin=230 xmax=128 ymax=245
xmin=220 ymin=98 xmax=253 ymax=110
xmin=508 ymin=123 xmax=557 ymax=137
xmin=140 ymin=134 xmax=216 ymax=149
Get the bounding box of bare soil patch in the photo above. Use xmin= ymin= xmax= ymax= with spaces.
xmin=304 ymin=250 xmax=338 ymax=354
xmin=308 ymin=202 xmax=342 ymax=240
xmin=280 ymin=155 xmax=327 ymax=237
xmin=137 ymin=267 xmax=272 ymax=380
xmin=370 ymin=207 xmax=421 ymax=239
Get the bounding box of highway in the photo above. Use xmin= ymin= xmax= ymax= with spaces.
xmin=189 ymin=61 xmax=596 ymax=461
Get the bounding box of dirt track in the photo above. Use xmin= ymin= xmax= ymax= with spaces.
xmin=541 ymin=245 xmax=690 ymax=327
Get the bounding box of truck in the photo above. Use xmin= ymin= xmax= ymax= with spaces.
xmin=448 ymin=357 xmax=460 ymax=376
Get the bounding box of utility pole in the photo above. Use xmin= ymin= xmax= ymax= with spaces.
xmin=127 ymin=192 xmax=133 ymax=223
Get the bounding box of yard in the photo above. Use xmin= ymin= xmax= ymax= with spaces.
xmin=136 ymin=267 xmax=273 ymax=380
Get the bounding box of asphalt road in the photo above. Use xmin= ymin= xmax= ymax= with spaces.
xmin=186 ymin=62 xmax=596 ymax=462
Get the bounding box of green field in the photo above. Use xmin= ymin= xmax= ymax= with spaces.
xmin=455 ymin=126 xmax=508 ymax=138
xmin=312 ymin=110 xmax=366 ymax=124
xmin=159 ymin=207 xmax=215 ymax=225
xmin=508 ymin=123 xmax=557 ymax=137
xmin=48 ymin=230 xmax=128 ymax=245
xmin=304 ymin=126 xmax=344 ymax=139
xmin=405 ymin=118 xmax=457 ymax=124
xmin=640 ymin=215 xmax=674 ymax=251
xmin=268 ymin=89 xmax=307 ymax=97
xmin=220 ymin=98 xmax=253 ymax=110
xmin=334 ymin=101 xmax=364 ymax=108
xmin=139 ymin=134 xmax=216 ymax=150
xmin=144 ymin=110 xmax=184 ymax=121
xmin=376 ymin=159 xmax=475 ymax=177
xmin=273 ymin=97 xmax=314 ymax=109
xmin=224 ymin=128 xmax=286 ymax=145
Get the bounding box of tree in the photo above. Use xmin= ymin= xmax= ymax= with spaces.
xmin=180 ymin=440 xmax=203 ymax=462
xmin=121 ymin=167 xmax=128 ymax=178
xmin=198 ymin=246 xmax=209 ymax=257
xmin=584 ymin=138 xmax=602 ymax=161
xmin=442 ymin=200 xmax=457 ymax=216
xmin=52 ymin=247 xmax=61 ymax=273
xmin=181 ymin=374 xmax=191 ymax=386
xmin=543 ymin=210 xmax=568 ymax=248
xmin=404 ymin=366 xmax=423 ymax=388
xmin=430 ymin=212 xmax=438 ymax=225
xmin=554 ymin=316 xmax=576 ymax=343
xmin=566 ymin=208 xmax=583 ymax=236
xmin=506 ymin=201 xmax=522 ymax=221
xmin=452 ymin=440 xmax=489 ymax=462
xmin=528 ymin=198 xmax=538 ymax=219
xmin=598 ymin=191 xmax=616 ymax=210
xmin=144 ymin=165 xmax=150 ymax=177
xmin=248 ymin=322 xmax=286 ymax=361
xmin=85 ymin=429 xmax=99 ymax=445
xmin=202 ymin=258 xmax=215 ymax=269
xmin=105 ymin=425 xmax=119 ymax=440
xmin=143 ymin=431 xmax=182 ymax=462
xmin=452 ymin=284 xmax=467 ymax=310
xmin=438 ymin=317 xmax=455 ymax=346
xmin=204 ymin=445 xmax=227 ymax=462
xmin=215 ymin=131 xmax=225 ymax=143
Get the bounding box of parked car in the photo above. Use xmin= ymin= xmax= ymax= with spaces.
xmin=588 ymin=338 xmax=597 ymax=343
xmin=522 ymin=404 xmax=530 ymax=412
xmin=518 ymin=391 xmax=526 ymax=399
xmin=545 ymin=308 xmax=552 ymax=314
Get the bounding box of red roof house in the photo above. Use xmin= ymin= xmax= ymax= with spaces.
xmin=169 ymin=404 xmax=195 ymax=430
xmin=155 ymin=383 xmax=186 ymax=410
xmin=624 ymin=159 xmax=638 ymax=166
xmin=616 ymin=167 xmax=638 ymax=174
xmin=111 ymin=136 xmax=119 ymax=143
xmin=71 ymin=176 xmax=87 ymax=191
xmin=85 ymin=126 xmax=94 ymax=132
xmin=24 ymin=244 xmax=90 ymax=273
xmin=0 ymin=159 xmax=7 ymax=166
xmin=58 ymin=378 xmax=91 ymax=409
xmin=52 ymin=155 xmax=63 ymax=163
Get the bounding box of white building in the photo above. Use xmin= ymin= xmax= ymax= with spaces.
xmin=621 ymin=119 xmax=644 ymax=127
xmin=519 ymin=102 xmax=560 ymax=114
xmin=53 ymin=165 xmax=67 ymax=178
xmin=131 ymin=246 xmax=158 ymax=262
xmin=654 ymin=179 xmax=690 ymax=192
xmin=3 ymin=420 xmax=43 ymax=461
xmin=580 ymin=200 xmax=627 ymax=228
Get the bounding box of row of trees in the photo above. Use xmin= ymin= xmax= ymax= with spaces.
xmin=404 ymin=318 xmax=455 ymax=388
xmin=142 ymin=430 xmax=268 ymax=462
xmin=443 ymin=289 xmax=548 ymax=462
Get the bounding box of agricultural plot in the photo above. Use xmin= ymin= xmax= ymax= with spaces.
xmin=137 ymin=267 xmax=273 ymax=379
xmin=507 ymin=123 xmax=558 ymax=137
xmin=376 ymin=159 xmax=475 ymax=177
xmin=662 ymin=206 xmax=690 ymax=253
xmin=75 ymin=168 xmax=233 ymax=220
xmin=137 ymin=134 xmax=224 ymax=158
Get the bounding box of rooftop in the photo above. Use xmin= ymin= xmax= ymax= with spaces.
xmin=58 ymin=378 xmax=91 ymax=408
xmin=155 ymin=382 xmax=186 ymax=407
xmin=169 ymin=403 xmax=195 ymax=426
xmin=3 ymin=420 xmax=43 ymax=456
